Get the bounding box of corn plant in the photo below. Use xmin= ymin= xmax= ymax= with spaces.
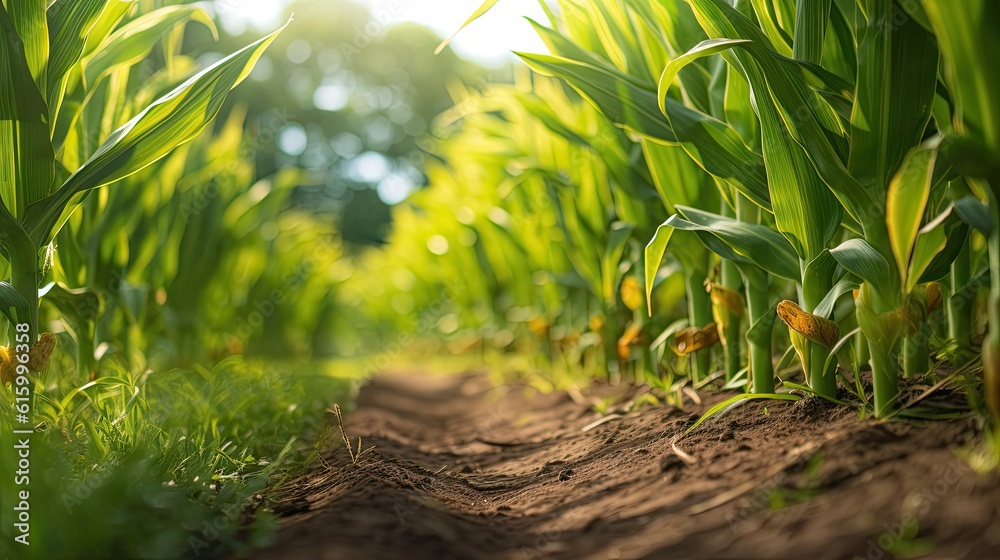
xmin=416 ymin=0 xmax=1000 ymax=421
xmin=0 ymin=2 xmax=284 ymax=352
xmin=922 ymin=0 xmax=1000 ymax=419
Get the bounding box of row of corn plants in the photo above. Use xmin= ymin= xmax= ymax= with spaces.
xmin=1 ymin=1 xmax=346 ymax=374
xmin=0 ymin=0 xmax=282 ymax=352
xmin=341 ymin=72 xmax=678 ymax=382
xmin=1 ymin=2 xmax=358 ymax=557
xmin=356 ymin=0 xmax=999 ymax=421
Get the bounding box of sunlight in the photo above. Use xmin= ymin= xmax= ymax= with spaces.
xmin=361 ymin=0 xmax=548 ymax=63
xmin=214 ymin=0 xmax=549 ymax=64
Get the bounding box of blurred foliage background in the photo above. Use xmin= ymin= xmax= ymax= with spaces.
xmin=208 ymin=0 xmax=495 ymax=246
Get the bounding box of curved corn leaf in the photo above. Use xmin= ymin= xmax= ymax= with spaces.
xmin=83 ymin=6 xmax=218 ymax=88
xmin=657 ymin=38 xmax=751 ymax=115
xmin=917 ymin=220 xmax=970 ymax=285
xmin=525 ymin=18 xmax=770 ymax=209
xmin=657 ymin=35 xmax=854 ymax=128
xmin=829 ymin=238 xmax=892 ymax=289
xmin=518 ymin=51 xmax=771 ymax=210
xmin=897 ymin=1 xmax=933 ymax=33
xmin=671 ymin=3 xmax=844 ymax=260
xmin=22 ymin=20 xmax=288 ymax=247
xmin=39 ymin=282 xmax=102 ymax=331
xmin=83 ymin=1 xmax=135 ymax=57
xmin=953 ymin=194 xmax=992 ymax=235
xmin=669 ymin=205 xmax=800 ymax=281
xmin=644 ymin=222 xmax=674 ymax=316
xmin=521 ymin=52 xmax=675 ymax=139
xmin=814 ymin=278 xmax=860 ymax=319
xmin=46 ymin=0 xmax=110 ymax=125
xmin=435 ymin=0 xmax=499 ymax=55
xmin=801 ymin=249 xmax=839 ymax=312
xmin=906 ymin=206 xmax=953 ymax=292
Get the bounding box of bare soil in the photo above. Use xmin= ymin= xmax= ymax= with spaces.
xmin=243 ymin=371 xmax=1000 ymax=560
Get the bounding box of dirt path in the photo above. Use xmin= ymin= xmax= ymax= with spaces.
xmin=245 ymin=372 xmax=1000 ymax=559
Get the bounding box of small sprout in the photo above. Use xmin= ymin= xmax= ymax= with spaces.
xmin=329 ymin=404 xmax=375 ymax=466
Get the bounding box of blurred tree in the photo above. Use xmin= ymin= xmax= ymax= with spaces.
xmin=198 ymin=0 xmax=495 ymax=245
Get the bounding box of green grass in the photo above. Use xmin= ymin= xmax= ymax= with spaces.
xmin=1 ymin=353 xmax=353 ymax=559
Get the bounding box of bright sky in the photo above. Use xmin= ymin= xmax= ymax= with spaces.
xmin=213 ymin=0 xmax=549 ymax=64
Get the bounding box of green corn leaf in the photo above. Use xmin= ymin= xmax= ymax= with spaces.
xmin=724 ymin=58 xmax=759 ymax=148
xmin=524 ymin=21 xmax=771 ymax=209
xmin=669 ymin=205 xmax=800 ymax=281
xmin=588 ymin=0 xmax=646 ymax=79
xmin=657 ymin=38 xmax=751 ymax=115
xmin=0 ymin=4 xmax=55 ymax=218
xmin=516 ymin=93 xmax=591 ymax=147
xmin=916 ymin=219 xmax=970 ymax=285
xmin=602 ymin=222 xmax=634 ymax=304
xmin=519 ymin=51 xmax=771 ymax=210
xmin=686 ymin=0 xmax=875 ymax=229
xmin=644 ymin=222 xmax=675 ymax=316
xmin=82 ymin=0 xmax=134 ymax=57
xmin=906 ymin=207 xmax=953 ymax=293
xmin=814 ymin=278 xmax=860 ymax=319
xmin=0 ymin=281 xmax=30 ymax=325
xmin=657 ymin=37 xmax=853 ymax=131
xmin=679 ymin=2 xmax=844 ymax=261
xmin=848 ymin=0 xmax=939 ymax=196
xmin=822 ymin=1 xmax=857 ymax=83
xmin=642 ymin=140 xmax=708 ymax=214
xmin=801 ymin=249 xmax=840 ymax=312
xmin=792 ymin=0 xmax=830 ymax=63
xmin=38 ymin=282 xmax=101 ymax=331
xmin=46 ymin=0 xmax=106 ymax=90
xmin=22 ymin=20 xmax=288 ymax=247
xmin=520 ymin=52 xmax=676 ymax=140
xmin=953 ymin=194 xmax=992 ymax=235
xmin=897 ymin=1 xmax=933 ymax=33
xmin=83 ymin=6 xmax=218 ymax=88
xmin=527 ymin=19 xmax=651 ymax=90
xmin=886 ymin=141 xmax=937 ymax=287
xmin=829 ymin=238 xmax=892 ymax=289
xmin=435 ymin=0 xmax=499 ymax=54
xmin=7 ymin=0 xmax=48 ymax=93
xmin=747 ymin=0 xmax=793 ymax=57
xmin=924 ymin=0 xmax=1000 ymax=162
